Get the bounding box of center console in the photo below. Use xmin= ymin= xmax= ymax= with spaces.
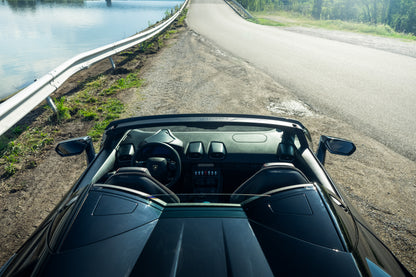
xmin=192 ymin=163 xmax=222 ymax=194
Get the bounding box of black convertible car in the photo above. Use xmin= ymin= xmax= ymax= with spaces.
xmin=0 ymin=114 xmax=412 ymax=276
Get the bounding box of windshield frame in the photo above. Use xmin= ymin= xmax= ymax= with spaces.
xmin=102 ymin=114 xmax=312 ymax=152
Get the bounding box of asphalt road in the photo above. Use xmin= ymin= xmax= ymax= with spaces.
xmin=187 ymin=0 xmax=416 ymax=161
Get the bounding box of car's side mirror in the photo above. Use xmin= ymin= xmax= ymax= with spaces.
xmin=316 ymin=135 xmax=356 ymax=165
xmin=55 ymin=136 xmax=95 ymax=164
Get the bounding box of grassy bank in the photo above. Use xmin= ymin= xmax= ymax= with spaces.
xmin=250 ymin=10 xmax=416 ymax=41
xmin=0 ymin=71 xmax=140 ymax=181
xmin=0 ymin=9 xmax=187 ymax=187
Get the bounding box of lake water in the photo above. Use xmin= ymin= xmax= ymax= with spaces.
xmin=0 ymin=0 xmax=183 ymax=100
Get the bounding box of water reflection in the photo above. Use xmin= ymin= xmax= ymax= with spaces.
xmin=0 ymin=0 xmax=183 ymax=99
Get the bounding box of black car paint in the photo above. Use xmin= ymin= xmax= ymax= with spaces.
xmin=1 ymin=114 xmax=412 ymax=277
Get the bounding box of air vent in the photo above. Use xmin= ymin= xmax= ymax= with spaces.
xmin=187 ymin=142 xmax=204 ymax=159
xmin=117 ymin=144 xmax=134 ymax=161
xmin=209 ymin=142 xmax=226 ymax=160
xmin=277 ymin=143 xmax=295 ymax=161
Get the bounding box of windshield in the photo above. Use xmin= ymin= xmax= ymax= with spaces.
xmin=94 ymin=119 xmax=314 ymax=210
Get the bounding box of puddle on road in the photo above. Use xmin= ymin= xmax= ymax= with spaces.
xmin=267 ymin=99 xmax=314 ymax=117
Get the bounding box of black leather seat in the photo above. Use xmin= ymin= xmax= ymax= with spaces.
xmin=105 ymin=167 xmax=179 ymax=203
xmin=230 ymin=162 xmax=309 ymax=203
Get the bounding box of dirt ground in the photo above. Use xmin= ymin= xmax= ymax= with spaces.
xmin=1 ymin=21 xmax=415 ymax=274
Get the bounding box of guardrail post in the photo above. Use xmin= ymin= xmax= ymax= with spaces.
xmin=109 ymin=57 xmax=116 ymax=69
xmin=0 ymin=0 xmax=188 ymax=138
xmin=46 ymin=96 xmax=57 ymax=114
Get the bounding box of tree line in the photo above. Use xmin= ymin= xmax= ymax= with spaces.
xmin=5 ymin=0 xmax=84 ymax=11
xmin=236 ymin=0 xmax=416 ymax=35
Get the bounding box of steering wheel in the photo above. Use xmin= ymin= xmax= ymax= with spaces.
xmin=132 ymin=142 xmax=181 ymax=188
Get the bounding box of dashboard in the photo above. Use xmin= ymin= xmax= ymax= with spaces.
xmin=113 ymin=128 xmax=295 ymax=194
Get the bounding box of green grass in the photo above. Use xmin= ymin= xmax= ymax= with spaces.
xmin=0 ymin=126 xmax=55 ymax=178
xmin=251 ymin=10 xmax=416 ymax=41
xmin=54 ymin=97 xmax=71 ymax=122
xmin=248 ymin=17 xmax=286 ymax=27
xmin=74 ymin=76 xmax=138 ymax=140
xmin=0 ymin=71 xmax=143 ymax=178
xmin=78 ymin=109 xmax=98 ymax=121
xmin=0 ymin=126 xmax=25 ymax=153
xmin=0 ymin=11 xmax=183 ymax=180
xmin=74 ymin=74 xmax=143 ymax=141
xmin=87 ymin=99 xmax=124 ymax=141
xmin=314 ymin=20 xmax=416 ymax=40
xmin=177 ymin=8 xmax=188 ymax=26
xmin=102 ymin=73 xmax=143 ymax=96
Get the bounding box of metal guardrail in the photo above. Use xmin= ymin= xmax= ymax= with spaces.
xmin=0 ymin=0 xmax=188 ymax=137
xmin=224 ymin=0 xmax=252 ymax=19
